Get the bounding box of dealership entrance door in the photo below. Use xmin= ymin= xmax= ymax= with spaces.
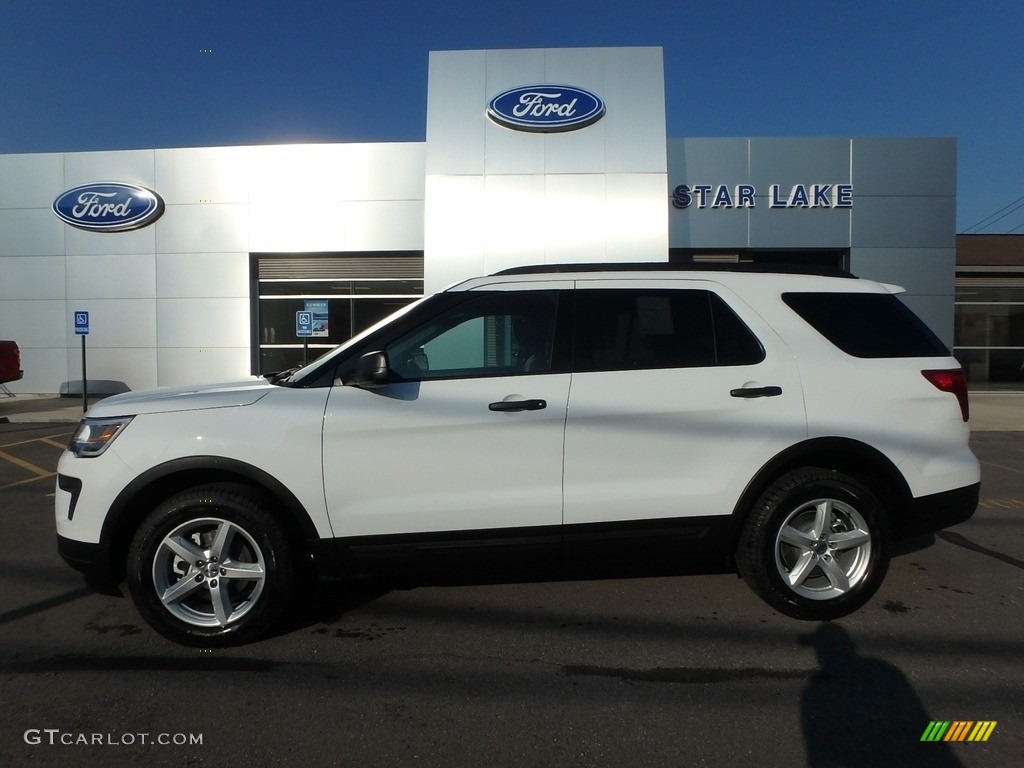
xmin=250 ymin=252 xmax=424 ymax=375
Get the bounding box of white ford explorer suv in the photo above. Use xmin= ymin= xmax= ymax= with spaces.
xmin=55 ymin=264 xmax=980 ymax=645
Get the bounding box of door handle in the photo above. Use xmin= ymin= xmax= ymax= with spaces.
xmin=730 ymin=386 xmax=783 ymax=398
xmin=489 ymin=399 xmax=547 ymax=412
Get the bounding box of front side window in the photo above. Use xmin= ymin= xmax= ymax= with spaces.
xmin=573 ymin=289 xmax=764 ymax=372
xmin=385 ymin=291 xmax=560 ymax=380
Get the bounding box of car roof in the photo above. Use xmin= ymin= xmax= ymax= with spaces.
xmin=446 ymin=262 xmax=904 ymax=295
xmin=493 ymin=262 xmax=857 ymax=279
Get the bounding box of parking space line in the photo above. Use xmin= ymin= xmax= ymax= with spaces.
xmin=0 ymin=433 xmax=73 ymax=450
xmin=0 ymin=448 xmax=52 ymax=478
xmin=980 ymin=459 xmax=1024 ymax=477
xmin=0 ymin=473 xmax=56 ymax=492
xmin=979 ymin=498 xmax=1024 ymax=509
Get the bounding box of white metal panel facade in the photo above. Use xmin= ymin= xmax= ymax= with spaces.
xmin=0 ymin=142 xmax=425 ymax=393
xmin=424 ymin=47 xmax=669 ymax=292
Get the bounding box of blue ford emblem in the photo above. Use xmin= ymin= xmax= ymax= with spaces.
xmin=487 ymin=85 xmax=605 ymax=132
xmin=53 ymin=182 xmax=165 ymax=232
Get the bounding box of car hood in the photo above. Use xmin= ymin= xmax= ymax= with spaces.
xmin=84 ymin=378 xmax=274 ymax=418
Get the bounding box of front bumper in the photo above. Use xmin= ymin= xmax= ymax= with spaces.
xmin=57 ymin=534 xmax=105 ymax=574
xmin=56 ymin=534 xmax=123 ymax=595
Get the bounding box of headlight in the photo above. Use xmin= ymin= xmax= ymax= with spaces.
xmin=68 ymin=417 xmax=134 ymax=458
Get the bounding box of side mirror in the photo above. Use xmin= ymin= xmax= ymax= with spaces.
xmin=343 ymin=351 xmax=392 ymax=388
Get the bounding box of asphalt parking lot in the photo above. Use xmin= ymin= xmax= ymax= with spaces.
xmin=0 ymin=408 xmax=1020 ymax=767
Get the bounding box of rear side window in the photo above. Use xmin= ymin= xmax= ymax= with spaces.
xmin=573 ymin=290 xmax=764 ymax=372
xmin=783 ymin=292 xmax=949 ymax=358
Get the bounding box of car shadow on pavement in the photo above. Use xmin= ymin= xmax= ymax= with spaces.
xmin=800 ymin=623 xmax=962 ymax=767
xmin=270 ymin=576 xmax=398 ymax=639
xmin=272 ymin=553 xmax=739 ymax=638
xmin=0 ymin=585 xmax=96 ymax=627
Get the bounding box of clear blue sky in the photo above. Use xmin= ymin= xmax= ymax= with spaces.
xmin=2 ymin=0 xmax=1021 ymax=233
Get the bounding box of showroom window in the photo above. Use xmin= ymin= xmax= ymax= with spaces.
xmin=251 ymin=252 xmax=424 ymax=375
xmin=955 ymin=280 xmax=1024 ymax=390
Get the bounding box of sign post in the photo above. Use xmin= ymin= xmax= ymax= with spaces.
xmin=74 ymin=311 xmax=90 ymax=413
xmin=295 ymin=311 xmax=313 ymax=365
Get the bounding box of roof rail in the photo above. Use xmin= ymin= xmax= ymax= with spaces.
xmin=493 ymin=262 xmax=857 ymax=278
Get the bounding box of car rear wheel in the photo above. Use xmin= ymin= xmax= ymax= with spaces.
xmin=126 ymin=483 xmax=293 ymax=646
xmin=736 ymin=468 xmax=890 ymax=620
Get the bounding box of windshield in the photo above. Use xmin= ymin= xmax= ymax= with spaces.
xmin=277 ymin=295 xmax=433 ymax=385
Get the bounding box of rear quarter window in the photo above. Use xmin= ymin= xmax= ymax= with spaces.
xmin=782 ymin=292 xmax=949 ymax=358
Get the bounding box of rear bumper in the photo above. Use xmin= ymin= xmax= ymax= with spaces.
xmin=899 ymin=482 xmax=980 ymax=538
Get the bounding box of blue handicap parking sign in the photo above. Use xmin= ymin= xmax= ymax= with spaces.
xmin=74 ymin=311 xmax=90 ymax=335
xmin=296 ymin=311 xmax=313 ymax=337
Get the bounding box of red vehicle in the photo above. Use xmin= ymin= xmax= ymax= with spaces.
xmin=0 ymin=340 xmax=23 ymax=392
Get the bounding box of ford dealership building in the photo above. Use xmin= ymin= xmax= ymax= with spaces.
xmin=0 ymin=47 xmax=960 ymax=394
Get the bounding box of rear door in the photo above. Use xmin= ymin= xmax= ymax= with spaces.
xmin=562 ymin=279 xmax=807 ymax=529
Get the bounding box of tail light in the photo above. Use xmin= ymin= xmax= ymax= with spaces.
xmin=922 ymin=369 xmax=969 ymax=422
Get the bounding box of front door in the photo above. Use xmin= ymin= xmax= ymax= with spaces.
xmin=322 ymin=287 xmax=571 ymax=545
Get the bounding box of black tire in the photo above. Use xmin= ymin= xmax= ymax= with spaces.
xmin=736 ymin=468 xmax=890 ymax=620
xmin=126 ymin=483 xmax=294 ymax=646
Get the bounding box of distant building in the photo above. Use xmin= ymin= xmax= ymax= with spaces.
xmin=956 ymin=234 xmax=1024 ymax=389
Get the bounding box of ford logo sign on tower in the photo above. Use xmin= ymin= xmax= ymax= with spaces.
xmin=487 ymin=85 xmax=605 ymax=133
xmin=53 ymin=182 xmax=165 ymax=232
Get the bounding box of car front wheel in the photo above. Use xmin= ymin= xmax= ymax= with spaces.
xmin=126 ymin=483 xmax=294 ymax=646
xmin=736 ymin=468 xmax=890 ymax=620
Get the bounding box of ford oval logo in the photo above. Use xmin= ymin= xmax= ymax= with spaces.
xmin=52 ymin=182 xmax=165 ymax=232
xmin=487 ymin=84 xmax=605 ymax=133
